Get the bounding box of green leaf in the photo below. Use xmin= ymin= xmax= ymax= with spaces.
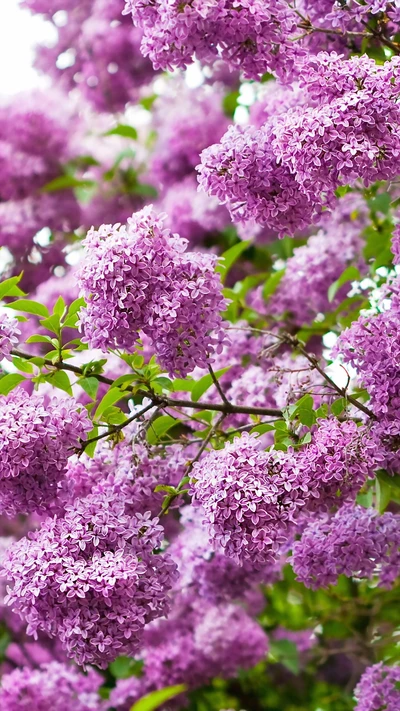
xmin=327 ymin=265 xmax=360 ymax=303
xmin=26 ymin=335 xmax=54 ymax=344
xmin=95 ymin=388 xmax=125 ymax=422
xmin=79 ymin=376 xmax=99 ymax=400
xmin=105 ymin=124 xmax=138 ymax=140
xmin=331 ymin=397 xmax=347 ymax=417
xmin=262 ymin=269 xmax=285 ymax=301
xmin=250 ymin=424 xmax=275 ymax=436
xmin=357 ymin=488 xmax=373 ymax=508
xmin=376 ymin=471 xmax=393 ymax=513
xmin=0 ymin=275 xmax=24 ymax=301
xmin=67 ymin=297 xmax=86 ymax=316
xmin=223 ymin=90 xmax=240 ymax=118
xmin=12 ymin=357 xmax=33 ymax=374
xmin=130 ymin=685 xmax=186 ymax=711
xmin=170 ymin=378 xmax=195 ymax=393
xmin=5 ymin=299 xmax=49 ymax=318
xmin=269 ymin=639 xmax=299 ymax=675
xmin=53 ymin=296 xmax=66 ymax=317
xmin=45 ymin=370 xmax=73 ymax=395
xmin=0 ymin=373 xmax=26 ymax=395
xmin=191 ymin=367 xmax=231 ymax=403
xmin=140 ymin=95 xmax=157 ymax=111
xmin=216 ymin=241 xmax=250 ymax=282
xmin=41 ymin=175 xmax=95 ymax=192
xmin=147 ymin=415 xmax=177 ymax=445
xmin=132 ymin=183 xmax=158 ymax=198
xmin=85 ymin=426 xmax=98 ymax=458
xmin=39 ymin=314 xmax=61 ymax=335
xmin=110 ymin=656 xmax=144 ymax=680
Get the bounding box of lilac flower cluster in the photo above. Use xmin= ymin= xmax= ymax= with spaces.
xmin=149 ymin=85 xmax=229 ymax=189
xmin=0 ymin=91 xmax=81 ymax=264
xmin=0 ymin=662 xmax=104 ymax=711
xmin=3 ymin=487 xmax=178 ymax=667
xmin=24 ymin=0 xmax=156 ymax=112
xmin=124 ymin=0 xmax=300 ymax=80
xmin=169 ymin=507 xmax=280 ymax=603
xmin=391 ymin=223 xmax=400 ymax=264
xmin=295 ymin=419 xmax=377 ymax=512
xmin=334 ymin=300 xmax=400 ymax=448
xmin=292 ymin=505 xmax=400 ymax=589
xmin=192 ymin=433 xmax=311 ymax=566
xmin=354 ymin=662 xmax=400 ymax=711
xmin=199 ymin=54 xmax=400 ymax=233
xmin=110 ymin=596 xmax=268 ymax=710
xmin=78 ymin=206 xmax=227 ymax=376
xmin=0 ymin=388 xmax=91 ymax=517
xmin=0 ymin=313 xmax=20 ymax=360
xmin=198 ymin=124 xmax=320 ymax=237
xmin=268 ymin=209 xmax=366 ymax=325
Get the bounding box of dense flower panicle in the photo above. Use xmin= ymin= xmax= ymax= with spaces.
xmin=149 ymin=86 xmax=229 ymax=189
xmin=192 ymin=433 xmax=311 ymax=566
xmin=273 ymin=90 xmax=400 ymax=202
xmin=110 ymin=597 xmax=268 ymax=710
xmin=0 ymin=388 xmax=91 ymax=517
xmin=354 ymin=662 xmax=400 ymax=711
xmin=3 ymin=489 xmax=178 ymax=667
xmin=78 ymin=206 xmax=227 ymax=376
xmin=193 ymin=603 xmax=268 ymax=674
xmin=295 ymin=419 xmax=376 ymax=512
xmin=24 ymin=0 xmax=156 ymax=112
xmin=267 ymin=219 xmax=365 ymax=325
xmin=0 ymin=662 xmax=104 ymax=710
xmin=391 ymin=223 xmax=400 ymax=264
xmin=198 ymin=124 xmax=321 ymax=237
xmin=292 ymin=505 xmax=400 ymax=589
xmin=169 ymin=507 xmax=280 ymax=603
xmin=334 ymin=310 xmax=400 ymax=421
xmin=0 ymin=314 xmax=20 ymax=360
xmin=250 ymin=82 xmax=307 ymax=128
xmin=294 ymin=52 xmax=382 ymax=102
xmin=160 ymin=176 xmax=229 ymax=246
xmin=124 ymin=0 xmax=300 ymax=80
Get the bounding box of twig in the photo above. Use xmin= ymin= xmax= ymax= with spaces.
xmin=77 ymin=401 xmax=156 ymax=454
xmin=11 ymin=348 xmax=284 ymax=418
xmin=208 ymin=364 xmax=230 ymax=406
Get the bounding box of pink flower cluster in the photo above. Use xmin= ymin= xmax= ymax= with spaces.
xmin=124 ymin=0 xmax=300 ymax=80
xmin=0 ymin=662 xmax=104 ymax=711
xmin=292 ymin=505 xmax=400 ymax=589
xmin=78 ymin=206 xmax=227 ymax=376
xmin=0 ymin=388 xmax=91 ymax=517
xmin=3 ymin=487 xmax=178 ymax=667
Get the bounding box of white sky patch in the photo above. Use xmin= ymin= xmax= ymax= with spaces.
xmin=0 ymin=0 xmax=54 ymax=96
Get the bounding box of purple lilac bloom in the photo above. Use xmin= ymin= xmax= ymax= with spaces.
xmin=292 ymin=504 xmax=400 ymax=589
xmin=198 ymin=124 xmax=321 ymax=237
xmin=77 ymin=206 xmax=227 ymax=376
xmin=3 ymin=488 xmax=178 ymax=668
xmin=0 ymin=388 xmax=91 ymax=517
xmin=0 ymin=662 xmax=104 ymax=710
xmin=149 ymin=84 xmax=229 ymax=189
xmin=191 ymin=433 xmax=311 ymax=566
xmin=354 ymin=662 xmax=400 ymax=711
xmin=24 ymin=0 xmax=156 ymax=112
xmin=0 ymin=314 xmax=20 ymax=360
xmin=295 ymin=419 xmax=377 ymax=513
xmin=123 ymin=0 xmax=301 ymax=81
xmin=169 ymin=506 xmax=281 ymax=603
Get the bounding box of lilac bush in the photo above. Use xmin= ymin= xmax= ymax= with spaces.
xmin=0 ymin=0 xmax=400 ymax=708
